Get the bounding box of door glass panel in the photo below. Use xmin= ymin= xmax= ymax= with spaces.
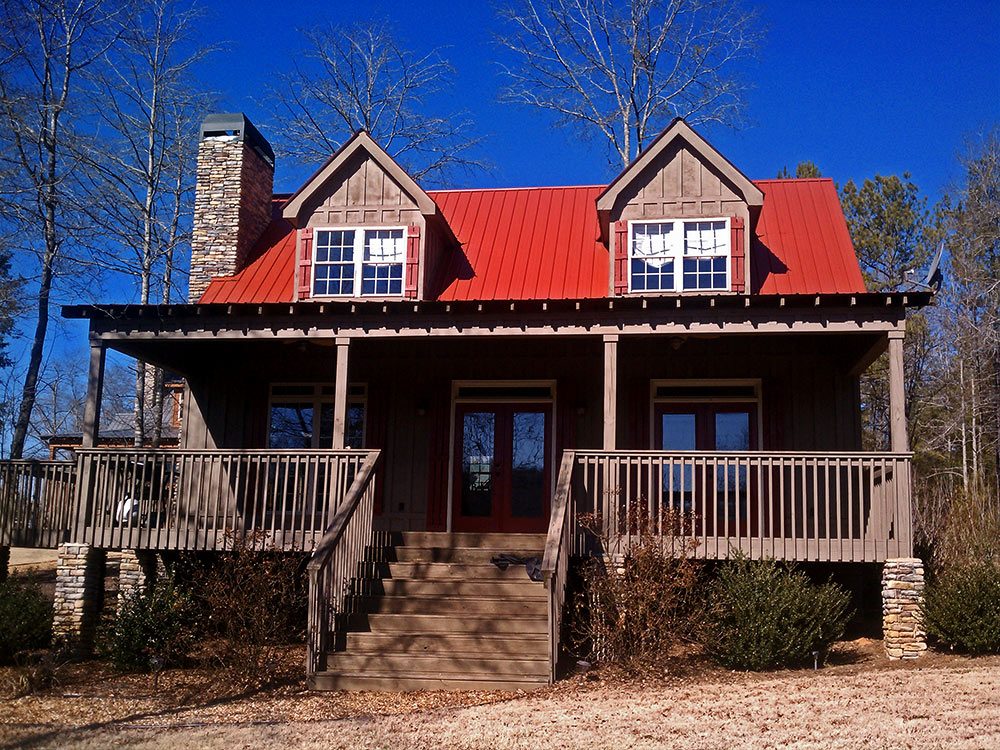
xmin=511 ymin=411 xmax=545 ymax=518
xmin=461 ymin=412 xmax=495 ymax=517
xmin=269 ymin=403 xmax=313 ymax=448
xmin=661 ymin=413 xmax=696 ymax=512
xmin=346 ymin=403 xmax=365 ymax=448
xmin=715 ymin=412 xmax=750 ymax=525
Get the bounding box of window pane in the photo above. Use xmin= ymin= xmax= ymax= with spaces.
xmin=511 ymin=411 xmax=546 ymax=518
xmin=661 ymin=412 xmax=696 ymax=512
xmin=269 ymin=404 xmax=313 ymax=448
xmin=461 ymin=412 xmax=495 ymax=517
xmin=346 ymin=403 xmax=365 ymax=449
xmin=715 ymin=412 xmax=751 ymax=525
xmin=684 ymin=220 xmax=727 ymax=256
xmin=631 ymin=258 xmax=674 ymax=291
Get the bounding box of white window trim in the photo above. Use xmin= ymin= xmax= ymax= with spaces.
xmin=311 ymin=225 xmax=407 ymax=298
xmin=626 ymin=217 xmax=731 ymax=293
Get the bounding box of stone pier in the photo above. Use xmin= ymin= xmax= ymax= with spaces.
xmin=882 ymin=557 xmax=926 ymax=660
xmin=53 ymin=543 xmax=105 ymax=653
xmin=108 ymin=549 xmax=158 ymax=612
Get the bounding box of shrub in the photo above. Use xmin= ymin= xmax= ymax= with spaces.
xmin=570 ymin=508 xmax=704 ymax=671
xmin=924 ymin=558 xmax=1000 ymax=654
xmin=185 ymin=533 xmax=306 ymax=686
xmin=101 ymin=576 xmax=195 ymax=672
xmin=2 ymin=652 xmax=65 ymax=697
xmin=0 ymin=575 xmax=52 ymax=663
xmin=706 ymin=556 xmax=852 ymax=670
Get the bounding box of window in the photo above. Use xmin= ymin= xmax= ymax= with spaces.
xmin=628 ymin=219 xmax=730 ymax=292
xmin=312 ymin=227 xmax=404 ymax=297
xmin=268 ymin=384 xmax=366 ymax=448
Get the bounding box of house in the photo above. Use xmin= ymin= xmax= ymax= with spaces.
xmin=0 ymin=114 xmax=931 ymax=686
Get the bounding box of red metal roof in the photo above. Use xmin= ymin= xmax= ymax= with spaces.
xmin=199 ymin=177 xmax=865 ymax=304
xmin=751 ymin=178 xmax=866 ymax=295
xmin=431 ymin=186 xmax=608 ymax=301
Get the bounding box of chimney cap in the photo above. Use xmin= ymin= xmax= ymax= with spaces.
xmin=199 ymin=113 xmax=274 ymax=168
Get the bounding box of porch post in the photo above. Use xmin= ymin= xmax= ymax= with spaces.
xmin=332 ymin=337 xmax=350 ymax=449
xmin=603 ymin=334 xmax=618 ymax=450
xmin=82 ymin=339 xmax=106 ymax=449
xmin=888 ymin=330 xmax=907 ymax=452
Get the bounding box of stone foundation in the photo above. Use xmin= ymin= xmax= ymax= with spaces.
xmin=882 ymin=557 xmax=926 ymax=660
xmin=53 ymin=543 xmax=105 ymax=653
xmin=109 ymin=549 xmax=158 ymax=612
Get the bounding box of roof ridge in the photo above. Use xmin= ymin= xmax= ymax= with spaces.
xmin=427 ymin=184 xmax=605 ymax=194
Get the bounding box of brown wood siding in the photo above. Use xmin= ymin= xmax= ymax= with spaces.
xmin=175 ymin=333 xmax=865 ymax=531
xmin=298 ymin=151 xmax=429 ymax=300
xmin=610 ymin=138 xmax=752 ymax=293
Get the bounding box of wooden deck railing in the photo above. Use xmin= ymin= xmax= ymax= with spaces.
xmin=569 ymin=451 xmax=913 ymax=563
xmin=0 ymin=460 xmax=77 ymax=548
xmin=306 ymin=451 xmax=381 ymax=679
xmin=72 ymin=448 xmax=376 ymax=551
xmin=541 ymin=451 xmax=575 ymax=683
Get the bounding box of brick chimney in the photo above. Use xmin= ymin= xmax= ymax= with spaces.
xmin=189 ymin=113 xmax=275 ymax=302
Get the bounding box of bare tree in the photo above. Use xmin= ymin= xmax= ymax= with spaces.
xmin=77 ymin=0 xmax=213 ymax=445
xmin=267 ymin=19 xmax=486 ymax=185
xmin=496 ymin=0 xmax=764 ymax=168
xmin=0 ymin=0 xmax=130 ymax=458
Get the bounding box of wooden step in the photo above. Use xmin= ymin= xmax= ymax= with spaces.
xmin=344 ymin=631 xmax=549 ymax=657
xmin=366 ymin=613 xmax=548 ymax=635
xmin=385 ymin=562 xmax=539 ymax=580
xmin=310 ymin=671 xmax=548 ymax=692
xmin=378 ymin=579 xmax=545 ymax=598
xmin=399 ymin=532 xmax=548 ymax=548
xmin=393 ymin=546 xmax=543 ymax=564
xmin=324 ymin=652 xmax=549 ymax=677
xmin=365 ymin=595 xmax=547 ymax=616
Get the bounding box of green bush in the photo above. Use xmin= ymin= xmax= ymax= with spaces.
xmin=0 ymin=575 xmax=52 ymax=663
xmin=706 ymin=557 xmax=853 ymax=670
xmin=924 ymin=558 xmax=1000 ymax=654
xmin=101 ymin=577 xmax=194 ymax=671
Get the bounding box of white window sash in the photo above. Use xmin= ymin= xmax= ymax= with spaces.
xmin=312 ymin=226 xmax=406 ymax=297
xmin=628 ymin=218 xmax=731 ymax=293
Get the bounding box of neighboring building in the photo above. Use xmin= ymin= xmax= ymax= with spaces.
xmin=2 ymin=114 xmax=931 ymax=686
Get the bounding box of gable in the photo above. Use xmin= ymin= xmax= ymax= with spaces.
xmin=596 ymin=119 xmax=763 ymax=216
xmin=302 ymin=150 xmax=423 ymax=228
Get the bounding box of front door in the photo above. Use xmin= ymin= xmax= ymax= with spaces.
xmin=453 ymin=403 xmax=551 ymax=533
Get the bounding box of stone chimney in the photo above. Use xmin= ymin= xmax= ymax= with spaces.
xmin=189 ymin=113 xmax=275 ymax=302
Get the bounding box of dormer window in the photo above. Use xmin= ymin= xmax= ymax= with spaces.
xmin=312 ymin=227 xmax=405 ymax=297
xmin=629 ymin=218 xmax=730 ymax=293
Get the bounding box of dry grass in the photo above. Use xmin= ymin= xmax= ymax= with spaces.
xmin=1 ymin=642 xmax=999 ymax=749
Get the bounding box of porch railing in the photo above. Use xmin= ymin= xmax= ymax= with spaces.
xmin=72 ymin=448 xmax=375 ymax=551
xmin=0 ymin=460 xmax=77 ymax=548
xmin=569 ymin=451 xmax=912 ymax=563
xmin=306 ymin=450 xmax=381 ymax=679
xmin=541 ymin=451 xmax=575 ymax=683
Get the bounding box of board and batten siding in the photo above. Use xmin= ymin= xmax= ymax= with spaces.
xmin=608 ymin=138 xmax=753 ymax=295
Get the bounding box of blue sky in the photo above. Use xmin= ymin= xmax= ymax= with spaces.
xmin=201 ymin=0 xmax=1000 ymax=200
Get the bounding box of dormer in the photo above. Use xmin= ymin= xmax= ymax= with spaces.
xmin=281 ymin=131 xmax=453 ymax=301
xmin=596 ymin=119 xmax=764 ymax=297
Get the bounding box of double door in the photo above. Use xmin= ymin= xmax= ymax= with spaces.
xmin=656 ymin=402 xmax=757 ymax=535
xmin=453 ymin=403 xmax=551 ymax=533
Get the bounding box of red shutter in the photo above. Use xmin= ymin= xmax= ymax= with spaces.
xmin=297 ymin=227 xmax=313 ymax=300
xmin=404 ymin=224 xmax=420 ymax=299
xmin=730 ymin=217 xmax=745 ymax=293
xmin=613 ymin=220 xmax=628 ymax=295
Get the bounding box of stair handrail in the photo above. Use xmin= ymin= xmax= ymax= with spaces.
xmin=541 ymin=450 xmax=575 ymax=683
xmin=306 ymin=449 xmax=381 ymax=679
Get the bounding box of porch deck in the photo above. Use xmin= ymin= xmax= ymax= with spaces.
xmin=1 ymin=449 xmax=911 ymax=560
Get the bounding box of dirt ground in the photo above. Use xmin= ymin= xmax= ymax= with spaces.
xmin=1 ymin=641 xmax=999 ymax=750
